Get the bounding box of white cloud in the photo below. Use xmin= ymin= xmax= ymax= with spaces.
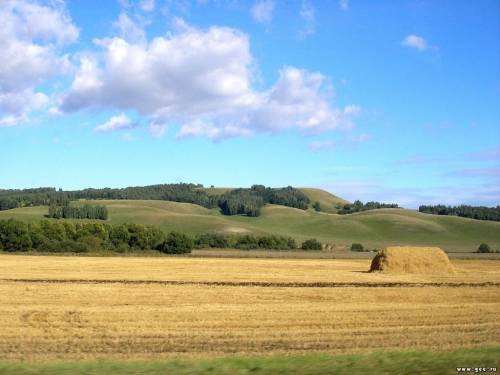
xmin=299 ymin=0 xmax=315 ymax=37
xmin=339 ymin=0 xmax=349 ymax=11
xmin=148 ymin=122 xmax=167 ymax=138
xmin=113 ymin=13 xmax=146 ymax=43
xmin=251 ymin=0 xmax=275 ymax=24
xmin=177 ymin=119 xmax=253 ymax=140
xmin=61 ymin=22 xmax=359 ymax=140
xmin=401 ymin=34 xmax=436 ymax=51
xmin=94 ymin=113 xmax=136 ymax=133
xmin=0 ymin=114 xmax=26 ymax=128
xmin=0 ymin=0 xmax=78 ymax=126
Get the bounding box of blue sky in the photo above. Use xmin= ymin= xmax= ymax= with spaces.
xmin=0 ymin=0 xmax=499 ymax=207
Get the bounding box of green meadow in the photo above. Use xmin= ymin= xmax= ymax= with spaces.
xmin=1 ymin=189 xmax=499 ymax=252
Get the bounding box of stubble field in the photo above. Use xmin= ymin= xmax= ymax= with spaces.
xmin=0 ymin=255 xmax=499 ymax=364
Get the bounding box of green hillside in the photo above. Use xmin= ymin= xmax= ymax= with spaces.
xmin=200 ymin=187 xmax=349 ymax=213
xmin=299 ymin=187 xmax=349 ymax=212
xmin=1 ymin=195 xmax=499 ymax=252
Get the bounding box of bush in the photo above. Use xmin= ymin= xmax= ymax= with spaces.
xmin=194 ymin=233 xmax=230 ymax=248
xmin=477 ymin=243 xmax=491 ymax=253
xmin=257 ymin=235 xmax=296 ymax=250
xmin=235 ymin=235 xmax=259 ymax=250
xmin=350 ymin=243 xmax=364 ymax=251
xmin=156 ymin=232 xmax=193 ymax=254
xmin=301 ymin=238 xmax=322 ymax=250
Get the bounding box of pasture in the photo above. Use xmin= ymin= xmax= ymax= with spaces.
xmin=0 ymin=255 xmax=498 ymax=364
xmin=1 ymin=199 xmax=500 ymax=252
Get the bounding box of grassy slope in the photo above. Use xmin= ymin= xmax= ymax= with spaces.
xmin=300 ymin=187 xmax=349 ymax=212
xmin=0 ymin=347 xmax=498 ymax=375
xmin=1 ymin=199 xmax=499 ymax=252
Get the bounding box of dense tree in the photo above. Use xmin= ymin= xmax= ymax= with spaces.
xmin=477 ymin=243 xmax=491 ymax=253
xmin=0 ymin=219 xmax=32 ymax=251
xmin=156 ymin=232 xmax=193 ymax=254
xmin=301 ymin=238 xmax=322 ymax=250
xmin=0 ymin=183 xmax=311 ymax=218
xmin=337 ymin=200 xmax=399 ymax=214
xmin=419 ymin=205 xmax=500 ymax=222
xmin=350 ymin=243 xmax=364 ymax=251
xmin=313 ymin=201 xmax=321 ymax=212
xmin=48 ymin=204 xmax=108 ymax=220
xmin=0 ymin=219 xmax=312 ymax=254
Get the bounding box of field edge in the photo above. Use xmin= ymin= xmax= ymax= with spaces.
xmin=0 ymin=347 xmax=498 ymax=375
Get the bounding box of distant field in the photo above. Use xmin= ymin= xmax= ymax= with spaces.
xmin=0 ymin=255 xmax=498 ymax=362
xmin=1 ymin=199 xmax=500 ymax=252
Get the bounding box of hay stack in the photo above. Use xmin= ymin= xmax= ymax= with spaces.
xmin=369 ymin=246 xmax=454 ymax=274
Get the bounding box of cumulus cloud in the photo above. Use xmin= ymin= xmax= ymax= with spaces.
xmin=251 ymin=0 xmax=275 ymax=24
xmin=60 ymin=22 xmax=359 ymax=140
xmin=94 ymin=113 xmax=136 ymax=133
xmin=339 ymin=0 xmax=349 ymax=11
xmin=113 ymin=13 xmax=146 ymax=43
xmin=401 ymin=34 xmax=436 ymax=51
xmin=0 ymin=0 xmax=78 ymax=127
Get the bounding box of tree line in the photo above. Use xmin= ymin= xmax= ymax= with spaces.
xmin=419 ymin=205 xmax=500 ymax=222
xmin=336 ymin=200 xmax=399 ymax=214
xmin=48 ymin=204 xmax=108 ymax=220
xmin=0 ymin=219 xmax=323 ymax=253
xmin=217 ymin=185 xmax=310 ymax=216
xmin=0 ymin=183 xmax=310 ymax=217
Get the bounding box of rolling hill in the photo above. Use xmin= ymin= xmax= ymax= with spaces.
xmin=0 ymin=188 xmax=499 ymax=252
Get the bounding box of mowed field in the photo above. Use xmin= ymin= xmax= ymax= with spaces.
xmin=1 ymin=198 xmax=500 ymax=252
xmin=0 ymin=255 xmax=499 ymax=362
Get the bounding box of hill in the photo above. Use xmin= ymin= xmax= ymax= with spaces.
xmin=1 ymin=199 xmax=499 ymax=252
xmin=200 ymin=187 xmax=348 ymax=213
xmin=299 ymin=188 xmax=349 ymax=212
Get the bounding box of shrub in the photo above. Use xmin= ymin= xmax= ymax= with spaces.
xmin=301 ymin=238 xmax=322 ymax=250
xmin=313 ymin=201 xmax=321 ymax=212
xmin=350 ymin=243 xmax=364 ymax=251
xmin=257 ymin=235 xmax=295 ymax=250
xmin=477 ymin=243 xmax=491 ymax=253
xmin=194 ymin=233 xmax=230 ymax=248
xmin=60 ymin=240 xmax=88 ymax=253
xmin=156 ymin=232 xmax=193 ymax=254
xmin=235 ymin=235 xmax=259 ymax=250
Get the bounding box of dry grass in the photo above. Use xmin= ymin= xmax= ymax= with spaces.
xmin=0 ymin=255 xmax=498 ymax=361
xmin=370 ymin=246 xmax=455 ymax=274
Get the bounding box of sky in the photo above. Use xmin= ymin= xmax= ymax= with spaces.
xmin=0 ymin=0 xmax=499 ymax=208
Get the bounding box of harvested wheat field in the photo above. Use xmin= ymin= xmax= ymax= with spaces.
xmin=370 ymin=246 xmax=455 ymax=274
xmin=0 ymin=255 xmax=499 ymax=361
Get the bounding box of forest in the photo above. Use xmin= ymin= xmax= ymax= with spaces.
xmin=419 ymin=205 xmax=500 ymax=222
xmin=0 ymin=184 xmax=310 ymax=217
xmin=336 ymin=200 xmax=399 ymax=214
xmin=48 ymin=204 xmax=108 ymax=220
